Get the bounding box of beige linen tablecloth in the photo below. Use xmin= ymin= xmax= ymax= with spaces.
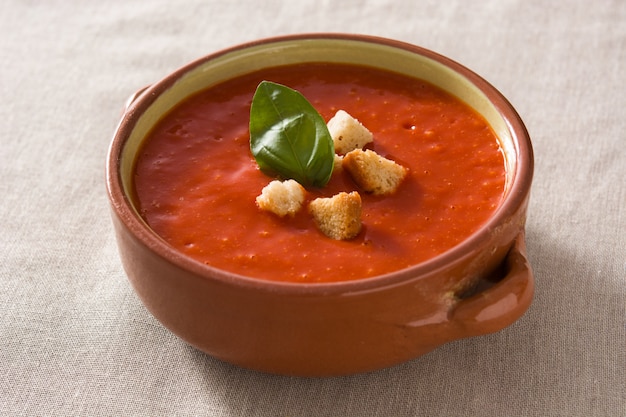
xmin=2 ymin=1 xmax=624 ymax=416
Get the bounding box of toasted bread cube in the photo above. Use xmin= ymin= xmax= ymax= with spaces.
xmin=256 ymin=179 xmax=306 ymax=217
xmin=327 ymin=110 xmax=374 ymax=154
xmin=309 ymin=192 xmax=362 ymax=240
xmin=333 ymin=154 xmax=344 ymax=172
xmin=343 ymin=149 xmax=408 ymax=195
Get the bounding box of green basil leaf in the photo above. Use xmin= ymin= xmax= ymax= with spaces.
xmin=249 ymin=81 xmax=334 ymax=188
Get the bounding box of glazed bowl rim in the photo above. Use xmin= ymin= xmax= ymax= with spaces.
xmin=106 ymin=32 xmax=533 ymax=295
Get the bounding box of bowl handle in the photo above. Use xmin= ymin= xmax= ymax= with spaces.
xmin=122 ymin=85 xmax=151 ymax=114
xmin=449 ymin=231 xmax=534 ymax=337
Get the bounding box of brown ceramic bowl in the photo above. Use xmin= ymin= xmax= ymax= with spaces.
xmin=106 ymin=34 xmax=534 ymax=377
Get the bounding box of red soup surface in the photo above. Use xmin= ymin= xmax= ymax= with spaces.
xmin=133 ymin=63 xmax=506 ymax=283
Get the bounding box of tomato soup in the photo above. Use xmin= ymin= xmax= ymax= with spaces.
xmin=133 ymin=63 xmax=506 ymax=283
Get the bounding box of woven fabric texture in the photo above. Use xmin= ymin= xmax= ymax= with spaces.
xmin=1 ymin=0 xmax=624 ymax=415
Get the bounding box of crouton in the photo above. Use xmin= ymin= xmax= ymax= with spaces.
xmin=333 ymin=154 xmax=344 ymax=172
xmin=327 ymin=110 xmax=374 ymax=154
xmin=256 ymin=179 xmax=306 ymax=217
xmin=342 ymin=149 xmax=408 ymax=195
xmin=308 ymin=192 xmax=362 ymax=240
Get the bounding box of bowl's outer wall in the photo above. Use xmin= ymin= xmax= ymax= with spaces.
xmin=110 ymin=195 xmax=530 ymax=376
xmin=107 ymin=34 xmax=534 ymax=376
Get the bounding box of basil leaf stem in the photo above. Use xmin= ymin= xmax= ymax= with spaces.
xmin=249 ymin=81 xmax=334 ymax=188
